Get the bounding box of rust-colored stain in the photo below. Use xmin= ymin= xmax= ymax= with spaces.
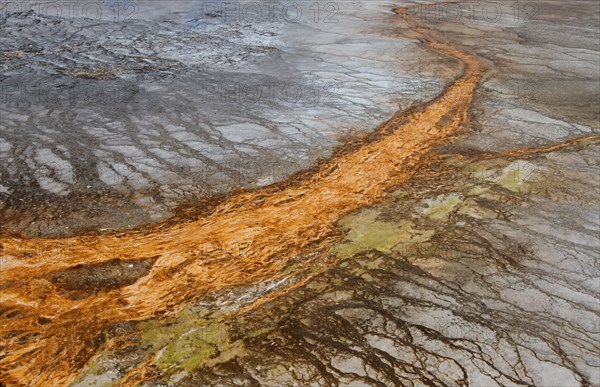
xmin=0 ymin=9 xmax=485 ymax=385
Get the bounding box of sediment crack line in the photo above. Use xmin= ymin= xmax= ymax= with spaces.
xmin=0 ymin=9 xmax=484 ymax=385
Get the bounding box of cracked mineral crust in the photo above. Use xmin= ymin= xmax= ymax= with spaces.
xmin=0 ymin=1 xmax=598 ymax=386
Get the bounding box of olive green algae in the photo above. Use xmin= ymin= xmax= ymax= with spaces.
xmin=72 ymin=149 xmax=596 ymax=385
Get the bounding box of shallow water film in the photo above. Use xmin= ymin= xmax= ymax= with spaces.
xmin=1 ymin=1 xmax=599 ymax=386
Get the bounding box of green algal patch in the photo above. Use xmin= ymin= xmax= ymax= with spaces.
xmin=71 ymin=349 xmax=118 ymax=387
xmin=421 ymin=193 xmax=463 ymax=220
xmin=334 ymin=209 xmax=431 ymax=259
xmin=467 ymin=160 xmax=543 ymax=192
xmin=456 ymin=198 xmax=497 ymax=219
xmin=136 ymin=306 xmax=237 ymax=373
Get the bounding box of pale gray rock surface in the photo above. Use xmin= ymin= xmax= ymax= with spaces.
xmin=1 ymin=0 xmax=455 ymax=235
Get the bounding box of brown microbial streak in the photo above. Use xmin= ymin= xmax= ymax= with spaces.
xmin=0 ymin=8 xmax=485 ymax=386
xmin=478 ymin=133 xmax=600 ymax=160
